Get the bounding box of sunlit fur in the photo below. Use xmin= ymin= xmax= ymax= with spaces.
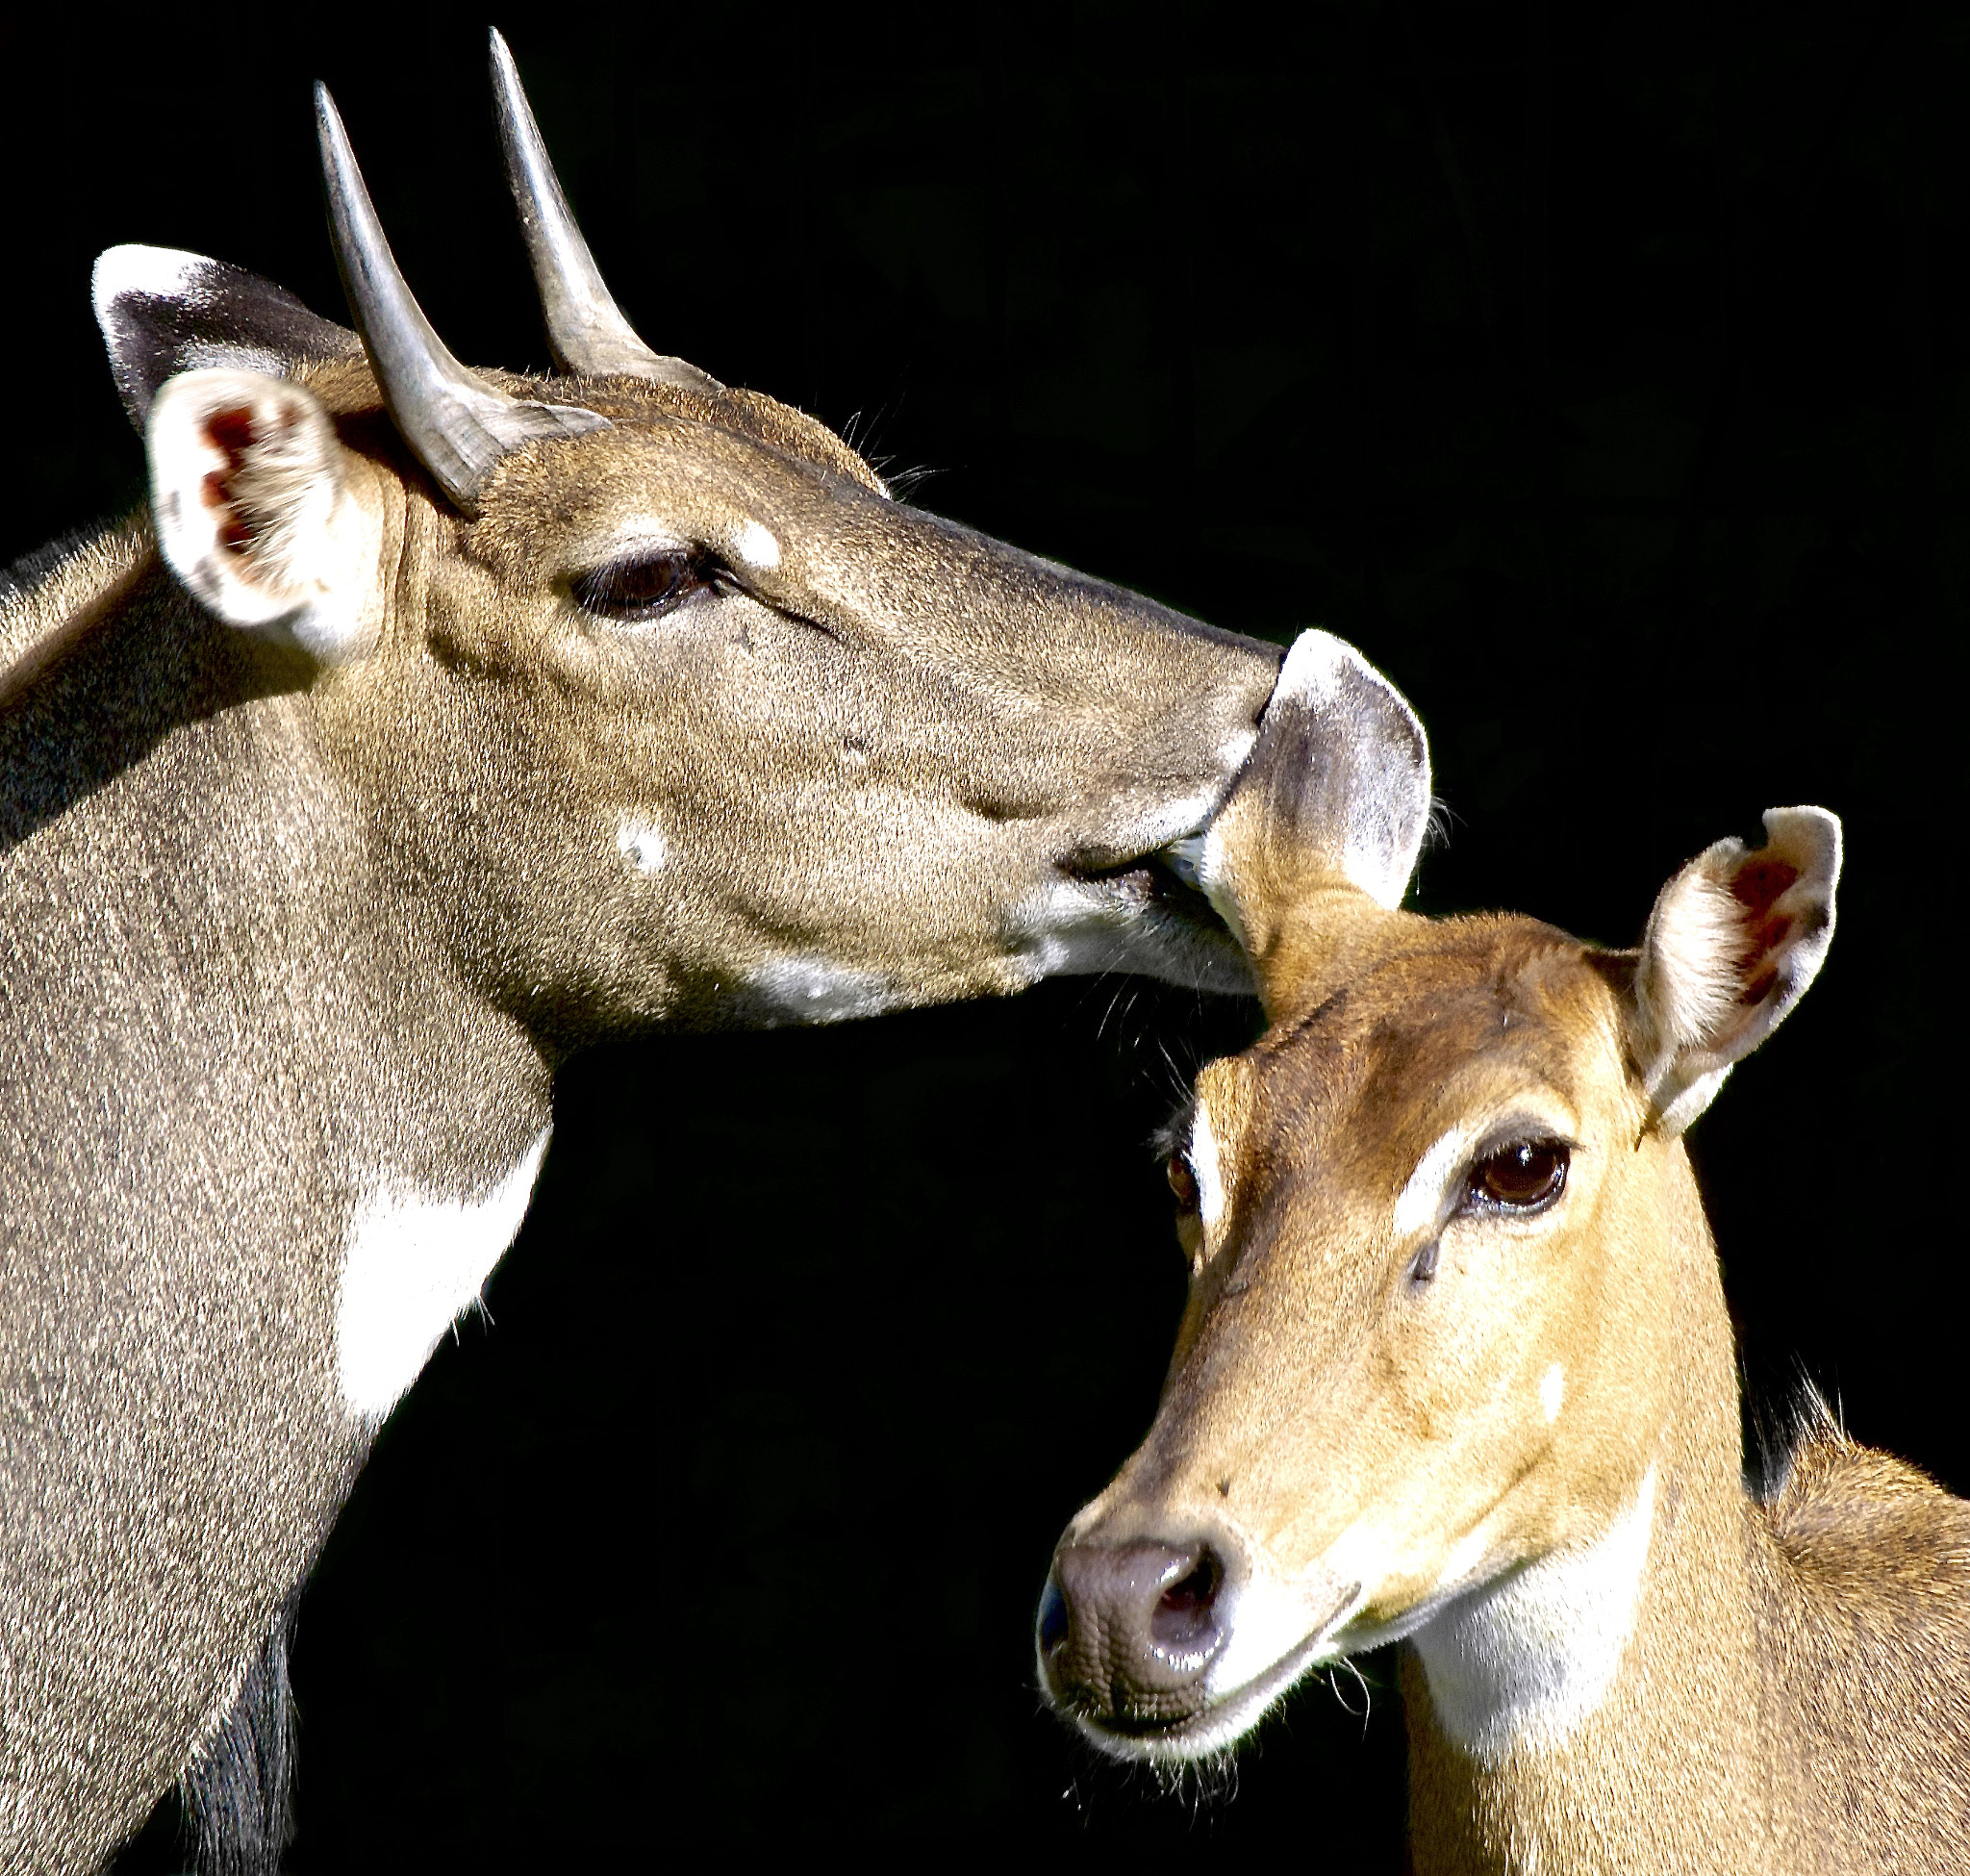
xmin=1 ymin=215 xmax=1279 ymax=1873
xmin=1046 ymin=702 xmax=1970 ymax=1867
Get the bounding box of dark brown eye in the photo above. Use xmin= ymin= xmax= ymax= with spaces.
xmin=572 ymin=547 xmax=723 ymax=622
xmin=1167 ymin=1155 xmax=1200 ymax=1212
xmin=1470 ymin=1140 xmax=1569 ymax=1213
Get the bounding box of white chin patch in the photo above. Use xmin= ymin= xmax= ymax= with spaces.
xmin=1409 ymin=1464 xmax=1657 ymax=1762
xmin=746 ymin=954 xmax=897 ymax=1025
xmin=336 ymin=1130 xmax=549 ymax=1421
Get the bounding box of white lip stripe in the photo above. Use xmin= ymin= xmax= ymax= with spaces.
xmin=1393 ymin=1124 xmax=1474 ymax=1240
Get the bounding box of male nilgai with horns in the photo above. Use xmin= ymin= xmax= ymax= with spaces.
xmin=0 ymin=36 xmax=1281 ymax=1872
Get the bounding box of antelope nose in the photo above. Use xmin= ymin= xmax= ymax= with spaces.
xmin=1038 ymin=1538 xmax=1227 ymax=1728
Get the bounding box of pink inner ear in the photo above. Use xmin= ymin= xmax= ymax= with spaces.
xmin=1730 ymin=854 xmax=1802 ymax=1005
xmin=200 ymin=406 xmax=260 ymax=555
xmin=1730 ymin=854 xmax=1800 ymax=917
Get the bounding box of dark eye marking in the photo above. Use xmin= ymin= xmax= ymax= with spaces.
xmin=571 ymin=546 xmax=732 ymax=623
xmin=1462 ymin=1138 xmax=1570 ymax=1216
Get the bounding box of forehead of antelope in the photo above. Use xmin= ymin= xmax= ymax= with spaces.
xmin=295 ymin=349 xmax=886 ymax=512
xmin=1163 ymin=911 xmax=1632 ymax=1489
xmin=1223 ymin=911 xmax=1622 ymax=1154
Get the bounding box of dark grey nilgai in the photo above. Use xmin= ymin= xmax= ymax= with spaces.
xmin=0 ymin=35 xmax=1281 ymax=1873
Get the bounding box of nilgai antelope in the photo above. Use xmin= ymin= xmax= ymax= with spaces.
xmin=0 ymin=37 xmax=1283 ymax=1874
xmin=1038 ymin=633 xmax=1970 ymax=1872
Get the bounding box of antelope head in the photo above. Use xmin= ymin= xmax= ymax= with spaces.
xmin=1037 ymin=630 xmax=1841 ymax=1762
xmin=90 ymin=35 xmax=1278 ymax=1045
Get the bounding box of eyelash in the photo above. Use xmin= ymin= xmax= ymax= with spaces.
xmin=571 ymin=546 xmax=731 ymax=623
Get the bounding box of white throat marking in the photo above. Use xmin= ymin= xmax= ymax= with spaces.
xmin=337 ymin=1128 xmax=550 ymax=1421
xmin=1410 ymin=1464 xmax=1657 ymax=1762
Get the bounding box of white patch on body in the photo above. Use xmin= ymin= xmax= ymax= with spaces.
xmin=748 ymin=955 xmax=897 ymax=1025
xmin=1410 ymin=1464 xmax=1658 ymax=1762
xmin=1393 ymin=1124 xmax=1476 ymax=1240
xmin=731 ymin=520 xmax=781 ymax=571
xmin=337 ymin=1129 xmax=549 ymax=1421
xmin=1189 ymin=1104 xmax=1226 ymax=1231
xmin=617 ymin=815 xmax=668 ymax=874
xmin=1540 ymin=1362 xmax=1566 ymax=1424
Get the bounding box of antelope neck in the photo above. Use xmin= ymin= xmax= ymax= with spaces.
xmin=1404 ymin=1153 xmax=1776 ymax=1875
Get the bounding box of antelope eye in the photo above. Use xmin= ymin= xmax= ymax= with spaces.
xmin=572 ymin=547 xmax=724 ymax=622
xmin=1470 ymin=1139 xmax=1569 ymax=1213
xmin=1167 ymin=1155 xmax=1200 ymax=1212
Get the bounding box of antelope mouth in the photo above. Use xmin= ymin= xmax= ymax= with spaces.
xmin=1048 ymin=1582 xmax=1365 ymax=1764
xmin=1070 ymin=849 xmax=1219 ymax=922
xmin=1030 ymin=846 xmax=1251 ymax=993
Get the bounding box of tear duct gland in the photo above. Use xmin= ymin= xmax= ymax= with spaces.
xmin=1 ymin=36 xmax=1281 ymax=1876
xmin=1039 ymin=639 xmax=1970 ymax=1871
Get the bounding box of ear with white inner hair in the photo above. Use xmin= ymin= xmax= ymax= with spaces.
xmin=147 ymin=368 xmax=382 ymax=663
xmin=1628 ymin=806 xmax=1842 ymax=1137
xmin=1170 ymin=628 xmax=1431 ymax=971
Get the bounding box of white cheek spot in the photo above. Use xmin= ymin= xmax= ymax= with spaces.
xmin=1540 ymin=1362 xmax=1566 ymax=1424
xmin=748 ymin=955 xmax=897 ymax=1026
xmin=1393 ymin=1125 xmax=1475 ymax=1240
xmin=731 ymin=520 xmax=780 ymax=571
xmin=1190 ymin=1105 xmax=1226 ymax=1231
xmin=1411 ymin=1463 xmax=1658 ymax=1762
xmin=617 ymin=815 xmax=668 ymax=875
xmin=336 ymin=1129 xmax=549 ymax=1421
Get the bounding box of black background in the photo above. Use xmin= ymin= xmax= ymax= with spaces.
xmin=4 ymin=3 xmax=1965 ymax=1862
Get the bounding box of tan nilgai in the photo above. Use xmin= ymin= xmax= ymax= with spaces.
xmin=1038 ymin=631 xmax=1970 ymax=1873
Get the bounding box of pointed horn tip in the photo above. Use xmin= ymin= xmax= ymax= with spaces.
xmin=490 ymin=25 xmax=515 ymax=67
xmin=314 ymin=83 xmax=355 ymax=171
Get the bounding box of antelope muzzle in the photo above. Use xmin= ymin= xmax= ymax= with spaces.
xmin=1036 ymin=1534 xmax=1230 ymax=1734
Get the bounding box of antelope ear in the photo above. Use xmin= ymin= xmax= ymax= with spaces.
xmin=93 ymin=245 xmax=359 ymax=430
xmin=1172 ymin=629 xmax=1431 ymax=959
xmin=147 ymin=368 xmax=381 ymax=664
xmin=1629 ymin=806 xmax=1842 ymax=1137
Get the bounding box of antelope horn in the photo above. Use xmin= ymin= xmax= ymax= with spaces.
xmin=316 ymin=83 xmax=608 ymax=516
xmin=489 ymin=29 xmax=721 ymax=393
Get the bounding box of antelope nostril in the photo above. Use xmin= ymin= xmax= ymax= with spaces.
xmin=1037 ymin=1574 xmax=1070 ymax=1655
xmin=1149 ymin=1544 xmax=1224 ymax=1649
